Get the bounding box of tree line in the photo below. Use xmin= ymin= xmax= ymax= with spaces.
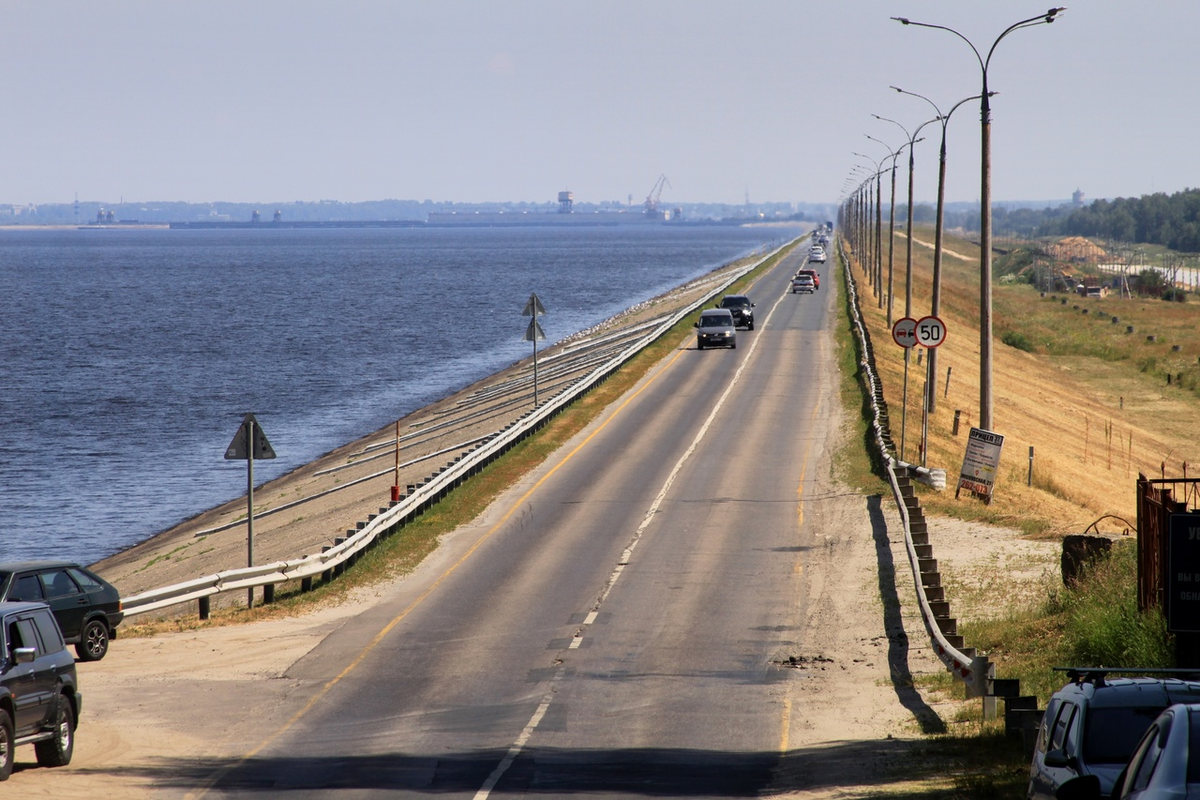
xmin=900 ymin=188 xmax=1200 ymax=251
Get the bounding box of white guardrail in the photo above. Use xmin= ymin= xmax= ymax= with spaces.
xmin=122 ymin=238 xmax=804 ymax=618
xmin=837 ymin=237 xmax=985 ymax=693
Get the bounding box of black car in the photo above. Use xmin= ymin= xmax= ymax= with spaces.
xmin=716 ymin=294 xmax=755 ymax=330
xmin=0 ymin=562 xmax=123 ymax=661
xmin=0 ymin=601 xmax=81 ymax=780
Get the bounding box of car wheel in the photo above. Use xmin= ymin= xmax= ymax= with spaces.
xmin=731 ymin=341 xmax=737 ymax=349
xmin=697 ymin=341 xmax=705 ymax=350
xmin=0 ymin=710 xmax=13 ymax=781
xmin=34 ymin=696 xmax=73 ymax=768
xmin=76 ymin=619 xmax=109 ymax=661
xmin=748 ymin=322 xmax=754 ymax=330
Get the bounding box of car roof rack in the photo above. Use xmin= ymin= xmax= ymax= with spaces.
xmin=1054 ymin=667 xmax=1200 ymax=687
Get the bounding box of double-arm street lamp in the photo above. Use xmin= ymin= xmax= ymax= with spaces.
xmin=893 ymin=8 xmax=1066 ymax=432
xmin=865 ymin=134 xmax=910 ymax=326
xmin=890 ymin=86 xmax=994 ymax=417
xmin=853 ymin=151 xmax=889 ymax=304
xmin=872 ymin=113 xmax=937 ymax=322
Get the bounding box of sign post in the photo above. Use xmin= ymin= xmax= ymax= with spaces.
xmin=915 ymin=316 xmax=947 ymax=466
xmin=224 ymin=412 xmax=276 ymax=608
xmin=892 ymin=318 xmax=917 ymax=461
xmin=522 ymin=293 xmax=547 ymax=406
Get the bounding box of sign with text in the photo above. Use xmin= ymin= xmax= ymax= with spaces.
xmin=956 ymin=427 xmax=1005 ymax=501
xmin=915 ymin=315 xmax=947 ymax=349
xmin=1167 ymin=513 xmax=1200 ymax=632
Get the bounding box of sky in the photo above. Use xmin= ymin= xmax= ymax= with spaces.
xmin=0 ymin=1 xmax=1194 ymax=208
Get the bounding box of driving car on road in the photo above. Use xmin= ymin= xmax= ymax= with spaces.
xmin=716 ymin=294 xmax=755 ymax=330
xmin=795 ymin=268 xmax=820 ymax=290
xmin=1028 ymin=669 xmax=1200 ymax=799
xmin=808 ymin=248 xmax=827 ymax=264
xmin=0 ymin=562 xmax=123 ymax=661
xmin=792 ymin=274 xmax=816 ymax=294
xmin=0 ymin=601 xmax=81 ymax=780
xmin=694 ymin=308 xmax=736 ymax=350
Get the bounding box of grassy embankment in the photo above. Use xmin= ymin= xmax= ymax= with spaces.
xmin=833 ymin=227 xmax=1197 ymax=796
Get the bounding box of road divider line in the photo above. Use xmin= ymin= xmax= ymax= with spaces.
xmin=478 ymin=268 xmax=797 ymax=796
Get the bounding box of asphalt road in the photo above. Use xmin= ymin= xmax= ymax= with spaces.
xmin=182 ymin=245 xmax=851 ymax=798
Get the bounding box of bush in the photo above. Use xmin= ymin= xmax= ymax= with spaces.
xmin=1001 ymin=331 xmax=1036 ymax=352
xmin=1056 ymin=541 xmax=1173 ymax=668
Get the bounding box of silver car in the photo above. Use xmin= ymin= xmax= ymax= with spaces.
xmin=694 ymin=308 xmax=736 ymax=350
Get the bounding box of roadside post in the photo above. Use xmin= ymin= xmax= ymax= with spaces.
xmin=522 ymin=292 xmax=547 ymax=406
xmin=224 ymin=412 xmax=277 ymax=608
xmin=892 ymin=317 xmax=917 ymax=460
xmin=915 ymin=315 xmax=947 ymax=466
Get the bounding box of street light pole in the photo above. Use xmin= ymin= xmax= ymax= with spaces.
xmin=890 ymin=87 xmax=993 ymax=416
xmin=893 ymin=8 xmax=1066 ymax=432
xmin=866 ymin=134 xmax=908 ymax=327
xmin=854 ymin=151 xmax=890 ymax=303
xmin=873 ymin=114 xmax=937 ymax=320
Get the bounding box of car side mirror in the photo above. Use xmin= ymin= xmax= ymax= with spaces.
xmin=1054 ymin=774 xmax=1101 ymax=800
xmin=693 ymin=322 xmax=699 ymax=328
xmin=1043 ymin=749 xmax=1077 ymax=769
xmin=14 ymin=646 xmax=36 ymax=665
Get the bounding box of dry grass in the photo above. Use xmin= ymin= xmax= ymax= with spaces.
xmin=846 ymin=228 xmax=1200 ymax=538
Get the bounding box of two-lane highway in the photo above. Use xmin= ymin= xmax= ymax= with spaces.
xmin=191 ymin=245 xmax=860 ymax=798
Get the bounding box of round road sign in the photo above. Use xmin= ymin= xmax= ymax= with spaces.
xmin=892 ymin=317 xmax=917 ymax=348
xmin=915 ymin=315 xmax=947 ymax=348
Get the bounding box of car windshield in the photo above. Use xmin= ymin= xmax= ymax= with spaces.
xmin=721 ymin=298 xmax=749 ymax=309
xmin=700 ymin=315 xmax=730 ymax=328
xmin=1084 ymin=706 xmax=1168 ymax=764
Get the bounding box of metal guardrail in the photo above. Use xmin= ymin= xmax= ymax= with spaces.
xmin=122 ymin=239 xmax=804 ymax=618
xmin=837 ymin=236 xmax=986 ymax=694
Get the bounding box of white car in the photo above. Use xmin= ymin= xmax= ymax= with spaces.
xmin=792 ymin=274 xmax=816 ymax=294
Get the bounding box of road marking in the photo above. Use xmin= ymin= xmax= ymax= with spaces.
xmin=188 ymin=259 xmax=803 ymax=799
xmin=187 ymin=332 xmax=695 ymax=799
xmin=475 ymin=277 xmax=797 ymax=797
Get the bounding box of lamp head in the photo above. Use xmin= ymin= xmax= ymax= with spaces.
xmin=1045 ymin=7 xmax=1066 ymax=22
xmin=892 ymin=16 xmax=911 ymax=24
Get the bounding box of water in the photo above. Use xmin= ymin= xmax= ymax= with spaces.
xmin=0 ymin=224 xmax=801 ymax=564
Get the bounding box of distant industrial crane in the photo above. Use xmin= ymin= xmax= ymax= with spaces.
xmin=644 ymin=174 xmax=671 ymax=219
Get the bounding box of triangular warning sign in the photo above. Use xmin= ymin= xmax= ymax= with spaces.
xmin=522 ymin=292 xmax=546 ymax=316
xmin=224 ymin=413 xmax=277 ymax=460
xmin=524 ymin=318 xmax=546 ymax=342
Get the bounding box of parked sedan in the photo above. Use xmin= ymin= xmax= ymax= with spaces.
xmin=0 ymin=562 xmax=123 ymax=661
xmin=1057 ymin=702 xmax=1200 ymax=798
xmin=1029 ymin=670 xmax=1200 ymax=799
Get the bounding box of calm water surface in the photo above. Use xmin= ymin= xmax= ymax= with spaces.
xmin=0 ymin=224 xmax=801 ymax=564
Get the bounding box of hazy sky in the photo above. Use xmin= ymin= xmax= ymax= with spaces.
xmin=1 ymin=2 xmax=1191 ymax=208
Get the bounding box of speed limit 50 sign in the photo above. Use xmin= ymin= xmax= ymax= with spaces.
xmin=915 ymin=315 xmax=947 ymax=348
